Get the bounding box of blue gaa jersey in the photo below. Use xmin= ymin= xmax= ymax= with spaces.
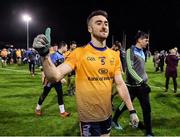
xmin=50 ymin=51 xmax=64 ymax=66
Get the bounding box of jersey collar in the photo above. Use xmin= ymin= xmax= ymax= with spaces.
xmin=57 ymin=50 xmax=63 ymax=55
xmin=89 ymin=41 xmax=107 ymax=51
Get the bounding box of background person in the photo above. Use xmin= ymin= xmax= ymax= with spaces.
xmin=35 ymin=41 xmax=70 ymax=117
xmin=165 ymin=48 xmax=179 ymax=93
xmin=112 ymin=31 xmax=154 ymax=136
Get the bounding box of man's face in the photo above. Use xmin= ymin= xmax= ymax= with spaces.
xmin=53 ymin=46 xmax=58 ymax=51
xmin=139 ymin=38 xmax=149 ymax=48
xmin=111 ymin=44 xmax=119 ymax=51
xmin=63 ymin=45 xmax=68 ymax=52
xmin=111 ymin=44 xmax=116 ymax=50
xmin=70 ymin=44 xmax=77 ymax=50
xmin=88 ymin=15 xmax=109 ymax=40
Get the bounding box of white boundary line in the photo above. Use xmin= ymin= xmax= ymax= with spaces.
xmin=0 ymin=67 xmax=40 ymax=74
xmin=0 ymin=67 xmax=28 ymax=73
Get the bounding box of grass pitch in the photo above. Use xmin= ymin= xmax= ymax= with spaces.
xmin=0 ymin=58 xmax=179 ymax=136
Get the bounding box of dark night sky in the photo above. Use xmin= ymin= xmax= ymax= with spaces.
xmin=0 ymin=0 xmax=180 ymax=51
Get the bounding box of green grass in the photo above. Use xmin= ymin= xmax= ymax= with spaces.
xmin=0 ymin=58 xmax=180 ymax=136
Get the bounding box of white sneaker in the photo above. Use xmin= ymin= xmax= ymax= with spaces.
xmin=112 ymin=121 xmax=123 ymax=130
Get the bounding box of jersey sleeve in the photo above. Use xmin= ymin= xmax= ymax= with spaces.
xmin=126 ymin=48 xmax=143 ymax=83
xmin=114 ymin=51 xmax=121 ymax=75
xmin=64 ymin=48 xmax=78 ymax=70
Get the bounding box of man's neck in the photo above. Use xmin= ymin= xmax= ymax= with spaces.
xmin=135 ymin=43 xmax=142 ymax=49
xmin=91 ymin=37 xmax=106 ymax=48
xmin=58 ymin=49 xmax=63 ymax=54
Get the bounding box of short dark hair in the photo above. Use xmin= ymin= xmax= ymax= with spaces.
xmin=87 ymin=10 xmax=108 ymax=26
xmin=58 ymin=41 xmax=67 ymax=49
xmin=114 ymin=41 xmax=121 ymax=49
xmin=135 ymin=30 xmax=149 ymax=42
xmin=69 ymin=41 xmax=77 ymax=45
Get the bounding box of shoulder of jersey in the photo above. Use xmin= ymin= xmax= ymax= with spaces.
xmin=107 ymin=47 xmax=118 ymax=54
xmin=73 ymin=46 xmax=86 ymax=52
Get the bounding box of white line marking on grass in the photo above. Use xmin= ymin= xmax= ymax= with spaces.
xmin=0 ymin=67 xmax=40 ymax=74
xmin=149 ymin=84 xmax=176 ymax=91
xmin=0 ymin=67 xmax=28 ymax=73
xmin=149 ymin=85 xmax=164 ymax=89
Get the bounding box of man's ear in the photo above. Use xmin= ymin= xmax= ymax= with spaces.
xmin=88 ymin=25 xmax=92 ymax=33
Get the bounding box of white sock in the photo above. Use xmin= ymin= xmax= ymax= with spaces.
xmin=59 ymin=104 xmax=65 ymax=113
xmin=36 ymin=104 xmax=41 ymax=110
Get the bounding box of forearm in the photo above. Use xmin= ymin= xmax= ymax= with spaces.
xmin=115 ymin=74 xmax=139 ymax=126
xmin=116 ymin=81 xmax=134 ymax=111
xmin=41 ymin=54 xmax=63 ymax=82
xmin=41 ymin=72 xmax=45 ymax=83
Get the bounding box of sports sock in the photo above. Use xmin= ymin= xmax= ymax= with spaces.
xmin=59 ymin=104 xmax=65 ymax=113
xmin=36 ymin=104 xmax=41 ymax=110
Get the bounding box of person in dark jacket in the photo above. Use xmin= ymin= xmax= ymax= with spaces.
xmin=112 ymin=31 xmax=154 ymax=136
xmin=159 ymin=50 xmax=165 ymax=72
xmin=165 ymin=48 xmax=179 ymax=93
xmin=27 ymin=48 xmax=36 ymax=77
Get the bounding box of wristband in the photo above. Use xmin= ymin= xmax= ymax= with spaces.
xmin=129 ymin=110 xmax=136 ymax=114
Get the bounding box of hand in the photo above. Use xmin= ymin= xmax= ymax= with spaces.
xmin=140 ymin=81 xmax=151 ymax=93
xmin=61 ymin=78 xmax=67 ymax=84
xmin=140 ymin=81 xmax=148 ymax=87
xmin=130 ymin=113 xmax=139 ymax=128
xmin=32 ymin=28 xmax=51 ymax=56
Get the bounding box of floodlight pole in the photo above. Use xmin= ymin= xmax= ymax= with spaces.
xmin=26 ymin=20 xmax=29 ymax=50
xmin=22 ymin=14 xmax=31 ymax=50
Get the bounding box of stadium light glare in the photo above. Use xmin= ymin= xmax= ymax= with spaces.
xmin=22 ymin=14 xmax=31 ymax=22
xmin=22 ymin=14 xmax=32 ymax=50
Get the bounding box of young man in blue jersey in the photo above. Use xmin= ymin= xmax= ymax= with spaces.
xmin=112 ymin=31 xmax=154 ymax=136
xmin=35 ymin=41 xmax=70 ymax=117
